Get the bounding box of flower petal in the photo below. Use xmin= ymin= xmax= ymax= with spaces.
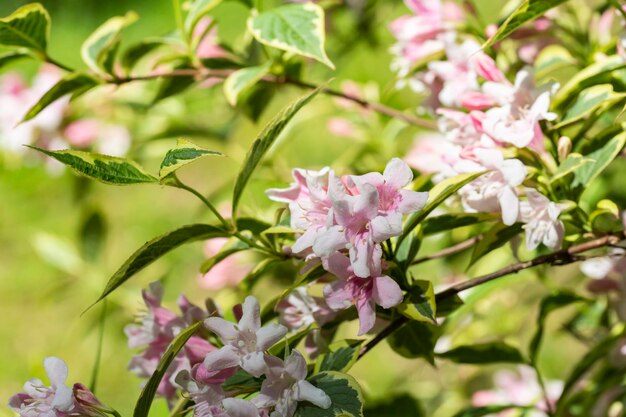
xmin=256 ymin=323 xmax=288 ymax=351
xmin=295 ymin=380 xmax=332 ymax=409
xmin=222 ymin=398 xmax=260 ymax=417
xmin=204 ymin=317 xmax=238 ymax=342
xmin=239 ymin=296 xmax=261 ymax=333
xmin=284 ymin=350 xmax=307 ymax=380
xmin=241 ymin=351 xmax=267 ymax=378
xmin=203 ymin=346 xmax=240 ymax=371
xmin=44 ymin=357 xmax=68 ymax=388
xmin=383 ymin=158 xmax=413 ymax=188
xmin=372 ymin=275 xmax=404 ymax=309
xmin=51 ymin=385 xmax=74 ymax=412
xmin=355 ymin=297 xmax=376 ymax=335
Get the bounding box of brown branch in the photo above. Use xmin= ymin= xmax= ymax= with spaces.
xmin=112 ymin=69 xmax=437 ymax=129
xmin=411 ymin=235 xmax=482 ymax=265
xmin=359 ymin=234 xmax=623 ymax=359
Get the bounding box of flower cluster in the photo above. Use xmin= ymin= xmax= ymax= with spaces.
xmin=174 ymin=296 xmax=331 ymax=417
xmin=124 ymin=282 xmax=217 ymax=405
xmin=9 ymin=357 xmax=112 ymax=417
xmin=394 ymin=1 xmax=564 ymax=251
xmin=267 ymin=158 xmax=427 ymax=334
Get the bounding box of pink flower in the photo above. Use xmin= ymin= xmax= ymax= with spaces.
xmin=194 ymin=17 xmax=228 ymax=60
xmin=277 ymin=287 xmax=335 ymax=330
xmin=252 ymin=350 xmax=331 ymax=417
xmin=199 ymin=238 xmax=253 ymax=290
xmin=518 ymin=188 xmax=564 ymax=250
xmin=125 ymin=282 xmax=216 ymax=405
xmin=203 ymin=296 xmax=287 ymax=377
xmin=64 ymin=119 xmax=100 ymax=148
xmin=323 ymin=252 xmax=403 ymax=335
xmin=9 ymin=358 xmax=108 ymax=417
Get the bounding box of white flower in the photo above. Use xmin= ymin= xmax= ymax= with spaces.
xmin=519 ymin=188 xmax=564 ymax=250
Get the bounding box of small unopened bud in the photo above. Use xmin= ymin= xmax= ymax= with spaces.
xmin=557 ymin=136 xmax=572 ymax=161
xmin=73 ymin=383 xmax=114 ymax=416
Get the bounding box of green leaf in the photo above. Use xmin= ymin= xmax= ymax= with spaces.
xmin=554 ymin=84 xmax=626 ymax=128
xmin=159 ymin=138 xmax=223 ymax=181
xmin=269 ymin=325 xmax=314 ymax=359
xmin=199 ymin=238 xmax=249 ymax=273
xmin=421 ymin=213 xmax=496 ymax=236
xmin=529 ymin=291 xmax=585 ymax=363
xmin=438 ymin=342 xmax=525 ymax=364
xmin=239 ymin=258 xmax=282 ymax=291
xmin=398 ymin=172 xmax=485 ymax=249
xmin=277 ymin=264 xmax=327 ymax=306
xmin=232 ymin=87 xmax=320 ymax=216
xmin=240 ymin=82 xmax=277 ymax=122
xmin=0 ymin=50 xmax=29 ymax=69
xmin=295 ymin=371 xmax=363 ymax=417
xmin=315 ymin=339 xmax=364 ymax=374
xmin=0 ymin=3 xmax=50 ymax=54
xmin=28 ymin=147 xmax=158 ymax=185
xmin=133 ymin=321 xmax=203 ymax=417
xmin=248 ymin=3 xmax=334 ymax=69
xmin=184 ymin=0 xmax=223 ymax=36
xmin=365 ymin=394 xmax=424 ymax=417
xmin=80 ymin=208 xmax=107 ymax=262
xmin=436 ymin=294 xmax=464 ymax=317
xmin=21 ymin=72 xmax=100 ymax=123
xmin=534 ymin=44 xmax=576 ymax=81
xmin=397 ymin=280 xmax=437 ymax=324
xmin=221 ymin=369 xmax=262 ymax=392
xmin=550 ymin=153 xmax=594 ymax=183
xmin=121 ymin=39 xmax=166 ymax=73
xmin=452 ymin=405 xmax=529 ymax=417
xmin=94 ymin=224 xmax=228 ymax=304
xmin=81 ymin=11 xmax=138 ymax=74
xmin=469 ymin=222 xmax=523 ymax=266
xmin=482 ymin=0 xmax=569 ymax=49
xmin=572 ymin=132 xmax=626 ymax=187
xmin=553 ymin=55 xmax=626 ymax=107
xmin=223 ymin=62 xmax=272 ymax=106
xmin=387 ymin=321 xmax=440 ymax=365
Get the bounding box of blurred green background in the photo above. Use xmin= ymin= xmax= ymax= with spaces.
xmin=0 ymin=1 xmax=591 ymax=416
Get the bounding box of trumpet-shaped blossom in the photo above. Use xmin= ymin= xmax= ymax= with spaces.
xmin=204 ymin=296 xmax=287 ymax=377
xmin=518 ymin=188 xmax=564 ymax=251
xmin=277 ymin=287 xmax=335 ymax=330
xmin=125 ymin=282 xmax=216 ymax=405
xmin=253 ymin=350 xmax=331 ymax=417
xmin=323 ymin=252 xmax=403 ymax=335
xmin=9 ymin=358 xmax=107 ymax=417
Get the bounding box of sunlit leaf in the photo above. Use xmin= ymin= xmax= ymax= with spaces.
xmin=223 ymin=62 xmax=272 ymax=106
xmin=554 ymin=84 xmax=626 ymax=128
xmin=0 ymin=3 xmax=50 ymax=54
xmin=572 ymin=132 xmax=626 ymax=187
xmin=159 ymin=138 xmax=223 ymax=181
xmin=397 ymin=280 xmax=437 ymax=324
xmin=81 ymin=11 xmax=138 ymax=74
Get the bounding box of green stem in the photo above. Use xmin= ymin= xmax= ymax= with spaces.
xmin=89 ymin=300 xmax=107 ymax=393
xmin=44 ymin=55 xmax=74 ymax=72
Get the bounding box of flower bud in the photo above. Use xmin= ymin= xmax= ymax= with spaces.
xmin=73 ymin=383 xmax=115 ymax=416
xmin=557 ymin=136 xmax=572 ymax=161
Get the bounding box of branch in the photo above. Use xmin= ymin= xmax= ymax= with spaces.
xmin=359 ymin=234 xmax=623 ymax=359
xmin=411 ymin=235 xmax=482 ymax=265
xmin=112 ymin=69 xmax=437 ymax=129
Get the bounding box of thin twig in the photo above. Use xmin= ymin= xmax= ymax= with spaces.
xmin=112 ymin=69 xmax=437 ymax=129
xmin=411 ymin=235 xmax=482 ymax=265
xmin=359 ymin=234 xmax=624 ymax=359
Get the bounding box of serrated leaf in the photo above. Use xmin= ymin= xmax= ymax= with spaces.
xmin=81 ymin=11 xmax=138 ymax=74
xmin=0 ymin=50 xmax=29 ymax=69
xmin=397 ymin=280 xmax=437 ymax=324
xmin=133 ymin=321 xmax=203 ymax=417
xmin=452 ymin=405 xmax=529 ymax=417
xmin=93 ymin=224 xmax=228 ymax=305
xmin=0 ymin=3 xmax=50 ymax=54
xmin=223 ymin=62 xmax=272 ymax=106
xmin=248 ymin=3 xmax=334 ymax=69
xmin=554 ymin=84 xmax=626 ymax=128
xmin=421 ymin=213 xmax=496 ymax=236
xmin=397 ymin=172 xmax=485 ymax=249
xmin=529 ymin=291 xmax=585 ymax=363
xmin=232 ymin=87 xmax=320 ymax=216
xmin=184 ymin=0 xmax=223 ymax=36
xmin=482 ymin=0 xmax=569 ymax=49
xmin=553 ymin=55 xmax=626 ymax=107
xmin=387 ymin=321 xmax=440 ymax=365
xmin=550 ymin=153 xmax=593 ymax=183
xmin=572 ymin=132 xmax=626 ymax=187
xmin=315 ymin=339 xmax=364 ymax=374
xmin=438 ymin=342 xmax=525 ymax=364
xmin=159 ymin=138 xmax=223 ymax=180
xmin=28 ymin=147 xmax=157 ymax=185
xmin=469 ymin=223 xmax=523 ymax=266
xmin=22 ymin=72 xmax=100 ymax=123
xmin=534 ymin=44 xmax=576 ymax=80
xmin=295 ymin=371 xmax=363 ymax=417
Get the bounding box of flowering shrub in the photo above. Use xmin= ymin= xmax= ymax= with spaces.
xmin=4 ymin=0 xmax=626 ymax=416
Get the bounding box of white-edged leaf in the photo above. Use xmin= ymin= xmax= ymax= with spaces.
xmin=554 ymin=84 xmax=626 ymax=128
xmin=21 ymin=72 xmax=100 ymax=123
xmin=572 ymin=132 xmax=626 ymax=187
xmin=133 ymin=321 xmax=203 ymax=417
xmin=0 ymin=3 xmax=50 ymax=54
xmin=397 ymin=280 xmax=437 ymax=324
xmin=94 ymin=224 xmax=229 ymax=305
xmin=482 ymin=0 xmax=569 ymax=49
xmin=28 ymin=146 xmax=157 ymax=185
xmin=159 ymin=138 xmax=223 ymax=180
xmin=184 ymin=0 xmax=223 ymax=36
xmin=231 ymin=87 xmax=320 ymax=216
xmin=223 ymin=62 xmax=272 ymax=106
xmin=534 ymin=44 xmax=576 ymax=80
xmin=550 ymin=153 xmax=593 ymax=183
xmin=81 ymin=11 xmax=138 ymax=74
xmin=248 ymin=3 xmax=334 ymax=69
